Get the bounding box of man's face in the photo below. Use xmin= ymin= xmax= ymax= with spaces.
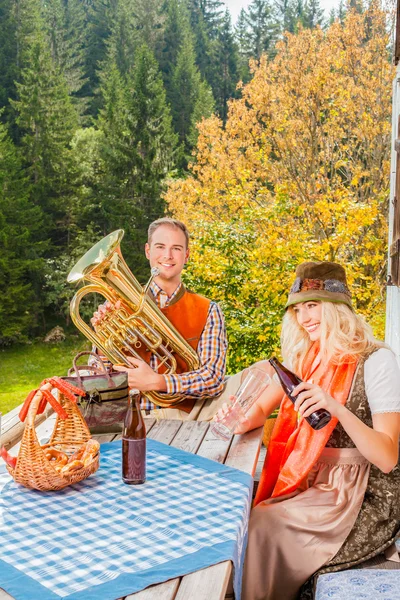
xmin=145 ymin=225 xmax=189 ymax=286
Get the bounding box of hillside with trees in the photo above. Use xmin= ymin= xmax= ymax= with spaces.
xmin=166 ymin=3 xmax=394 ymax=370
xmin=0 ymin=0 xmax=392 ymax=368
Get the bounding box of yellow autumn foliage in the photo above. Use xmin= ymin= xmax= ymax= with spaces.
xmin=165 ymin=5 xmax=394 ymax=371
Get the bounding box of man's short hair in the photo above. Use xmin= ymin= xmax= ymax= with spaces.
xmin=147 ymin=218 xmax=190 ymax=247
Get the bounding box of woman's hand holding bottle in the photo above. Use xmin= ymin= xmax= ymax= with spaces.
xmin=292 ymin=381 xmax=344 ymax=421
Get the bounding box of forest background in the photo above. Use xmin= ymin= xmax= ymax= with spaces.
xmin=0 ymin=0 xmax=395 ymax=408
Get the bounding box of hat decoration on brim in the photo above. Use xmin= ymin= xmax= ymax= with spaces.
xmin=285 ymin=261 xmax=352 ymax=309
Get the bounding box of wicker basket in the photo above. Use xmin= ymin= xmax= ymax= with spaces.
xmin=6 ymin=388 xmax=99 ymax=491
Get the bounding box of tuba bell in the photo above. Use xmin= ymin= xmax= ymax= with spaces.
xmin=67 ymin=229 xmax=200 ymax=407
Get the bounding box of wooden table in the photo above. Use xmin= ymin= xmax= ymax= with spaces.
xmin=0 ymin=411 xmax=263 ymax=600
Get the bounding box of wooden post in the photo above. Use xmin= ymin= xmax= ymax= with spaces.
xmin=385 ymin=4 xmax=400 ymax=358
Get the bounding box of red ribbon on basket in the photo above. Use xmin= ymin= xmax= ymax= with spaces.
xmin=18 ymin=377 xmax=86 ymax=422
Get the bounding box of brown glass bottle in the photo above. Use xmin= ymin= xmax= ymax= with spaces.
xmin=269 ymin=357 xmax=331 ymax=430
xmin=122 ymin=393 xmax=146 ymax=484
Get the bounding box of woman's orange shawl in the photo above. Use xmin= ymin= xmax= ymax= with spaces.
xmin=254 ymin=344 xmax=358 ymax=505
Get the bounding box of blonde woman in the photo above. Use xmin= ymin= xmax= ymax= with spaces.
xmin=219 ymin=261 xmax=400 ymax=600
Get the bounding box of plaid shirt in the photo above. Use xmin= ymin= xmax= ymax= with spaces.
xmin=92 ymin=282 xmax=227 ymax=411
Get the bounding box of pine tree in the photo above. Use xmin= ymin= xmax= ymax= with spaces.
xmin=349 ymin=0 xmax=364 ymax=14
xmin=188 ymin=78 xmax=214 ymax=147
xmin=0 ymin=0 xmax=18 ymax=128
xmin=128 ymin=45 xmax=177 ymax=215
xmin=83 ymin=0 xmax=117 ymax=117
xmin=245 ymin=0 xmax=279 ymax=59
xmin=11 ymin=15 xmax=79 ymax=248
xmin=170 ymin=34 xmax=213 ymax=160
xmin=303 ymin=0 xmax=325 ymax=29
xmin=199 ymin=0 xmax=225 ymax=39
xmin=0 ymin=119 xmax=45 ymax=343
xmin=41 ymin=0 xmax=88 ymax=115
xmin=132 ymin=0 xmax=165 ymax=56
xmin=160 ymin=0 xmax=182 ymax=76
xmin=292 ymin=0 xmax=305 ymax=30
xmin=105 ymin=0 xmax=137 ymax=79
xmin=337 ymin=0 xmax=347 ymax=23
xmin=235 ymin=8 xmax=252 ymax=82
xmin=328 ymin=7 xmax=336 ymax=26
xmin=186 ymin=0 xmax=213 ymax=82
xmin=159 ymin=0 xmax=191 ymax=93
xmin=275 ymin=0 xmax=297 ymax=33
xmin=211 ymin=10 xmax=239 ymax=121
xmin=96 ymin=44 xmax=177 ymax=277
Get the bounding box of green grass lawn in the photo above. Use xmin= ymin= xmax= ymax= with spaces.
xmin=0 ymin=337 xmax=89 ymax=415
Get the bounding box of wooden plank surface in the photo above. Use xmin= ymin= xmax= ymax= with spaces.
xmin=147 ymin=419 xmax=182 ymax=444
xmin=9 ymin=411 xmax=57 ymax=454
xmin=126 ymin=578 xmax=180 ymax=600
xmin=1 ymin=403 xmax=22 ymax=431
xmin=225 ymin=426 xmax=263 ymax=476
xmin=1 ymin=406 xmax=54 ymax=451
xmin=174 ymin=562 xmax=232 ymax=600
xmin=170 ymin=420 xmax=208 ymax=453
xmin=196 ymin=426 xmax=232 ymax=463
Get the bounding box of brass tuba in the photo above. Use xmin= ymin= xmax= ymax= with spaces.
xmin=67 ymin=229 xmax=200 ymax=407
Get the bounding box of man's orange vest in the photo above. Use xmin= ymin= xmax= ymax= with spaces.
xmin=136 ymin=286 xmax=211 ymax=413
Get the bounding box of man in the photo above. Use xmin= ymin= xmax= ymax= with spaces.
xmin=92 ymin=218 xmax=228 ymax=420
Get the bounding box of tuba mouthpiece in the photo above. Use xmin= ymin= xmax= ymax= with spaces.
xmin=151 ymin=267 xmax=160 ymax=278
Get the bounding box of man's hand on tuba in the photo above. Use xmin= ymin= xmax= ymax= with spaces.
xmin=90 ymin=301 xmax=167 ymax=393
xmin=114 ymin=358 xmax=167 ymax=393
xmin=90 ymin=300 xmax=121 ymax=328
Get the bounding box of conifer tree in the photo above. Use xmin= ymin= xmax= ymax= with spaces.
xmin=105 ymin=0 xmax=137 ymax=79
xmin=0 ymin=0 xmax=18 ymax=128
xmin=303 ymin=0 xmax=325 ymax=29
xmin=186 ymin=0 xmax=214 ymax=82
xmin=245 ymin=0 xmax=279 ymax=59
xmin=188 ymin=79 xmax=214 ymax=147
xmin=337 ymin=0 xmax=347 ymax=22
xmin=170 ymin=34 xmax=213 ymax=161
xmin=159 ymin=0 xmax=191 ymax=93
xmin=199 ymin=0 xmax=225 ymax=38
xmin=293 ymin=0 xmax=305 ymax=29
xmin=349 ymin=0 xmax=364 ymax=14
xmin=275 ymin=0 xmax=297 ymax=33
xmin=328 ymin=7 xmax=336 ymax=25
xmin=41 ymin=0 xmax=88 ymax=115
xmin=83 ymin=0 xmax=117 ymax=116
xmin=0 ymin=119 xmax=45 ymax=343
xmin=11 ymin=13 xmax=79 ymax=248
xmin=211 ymin=10 xmax=239 ymax=121
xmin=235 ymin=8 xmax=252 ymax=82
xmin=132 ymin=0 xmax=165 ymax=56
xmin=97 ymin=44 xmax=177 ymax=277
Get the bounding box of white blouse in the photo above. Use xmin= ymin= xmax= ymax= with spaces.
xmin=364 ymin=348 xmax=400 ymax=414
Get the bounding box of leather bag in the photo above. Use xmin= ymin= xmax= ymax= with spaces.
xmin=62 ymin=351 xmax=129 ymax=433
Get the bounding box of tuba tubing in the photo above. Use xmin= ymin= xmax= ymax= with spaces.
xmin=68 ymin=230 xmax=200 ymax=408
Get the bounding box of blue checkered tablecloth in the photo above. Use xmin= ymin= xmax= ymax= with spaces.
xmin=0 ymin=439 xmax=253 ymax=600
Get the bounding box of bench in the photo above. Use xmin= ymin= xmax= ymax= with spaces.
xmin=315 ymin=540 xmax=400 ymax=599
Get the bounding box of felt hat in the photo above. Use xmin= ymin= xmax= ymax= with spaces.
xmin=285 ymin=261 xmax=352 ymax=309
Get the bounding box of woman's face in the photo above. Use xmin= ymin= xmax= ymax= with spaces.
xmin=293 ymin=301 xmax=323 ymax=341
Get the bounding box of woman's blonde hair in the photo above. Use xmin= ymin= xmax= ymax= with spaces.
xmin=281 ymin=301 xmax=385 ymax=372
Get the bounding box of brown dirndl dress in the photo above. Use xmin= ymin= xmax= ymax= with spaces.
xmin=242 ymin=353 xmax=400 ymax=600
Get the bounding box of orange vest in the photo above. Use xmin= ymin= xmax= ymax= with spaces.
xmin=136 ymin=286 xmax=211 ymax=412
